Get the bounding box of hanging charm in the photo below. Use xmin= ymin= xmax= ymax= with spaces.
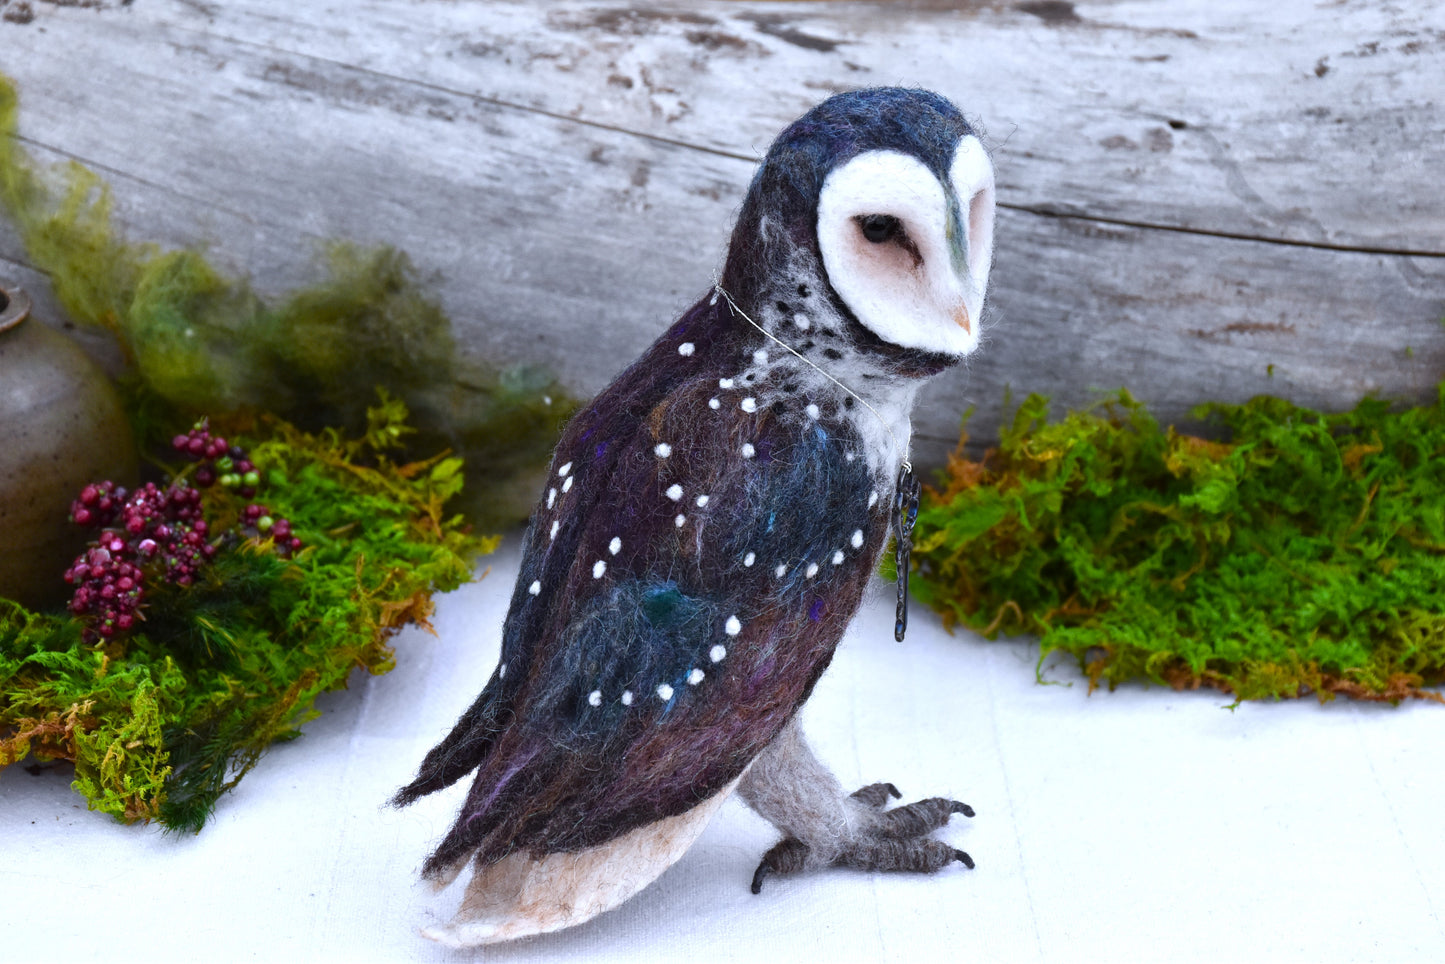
xmin=893 ymin=462 xmax=921 ymax=642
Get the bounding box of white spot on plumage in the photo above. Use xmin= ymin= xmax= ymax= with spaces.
xmin=675 ymin=513 xmax=687 ymax=527
xmin=547 ymin=488 xmax=556 ymax=508
xmin=725 ymin=615 xmax=741 ymax=636
xmin=687 ymin=668 xmax=705 ymax=686
xmin=499 ymin=663 xmax=507 ymax=679
xmin=622 ymin=690 xmax=634 ymax=706
xmin=869 ymin=490 xmax=879 ymax=508
xmin=562 ymin=475 xmax=574 ymax=492
xmin=678 ymin=342 xmax=695 ymax=356
xmin=845 ymin=452 xmax=855 ymax=462
xmin=550 ymin=520 xmax=559 ymax=540
xmin=775 ymin=563 xmax=787 ymax=578
xmin=695 ymin=494 xmax=710 ymax=508
xmin=741 ymin=443 xmax=755 ymax=459
xmin=806 ymin=404 xmax=820 ymax=420
xmin=558 ymin=462 xmax=572 ymax=477
xmin=655 ymin=443 xmax=672 ymax=458
xmin=794 ymin=313 xmax=810 ymax=330
xmin=719 ymin=378 xmax=734 ymax=389
xmin=806 ymin=562 xmax=819 ymax=578
xmin=588 ymin=690 xmax=602 ymax=707
xmin=753 ymin=349 xmax=769 ymax=365
xmin=528 ymin=580 xmax=541 ymax=595
xmin=609 ymin=536 xmax=621 ymax=555
xmin=657 ymin=683 xmax=674 ymax=700
xmin=851 ymin=529 xmax=864 ymax=548
xmin=744 ymin=551 xmax=755 ymax=567
xmin=740 ymin=397 xmax=758 ymax=413
xmin=710 ymin=644 xmax=727 ymax=662
xmin=666 ymin=484 xmax=683 ymax=501
xmin=832 ymin=550 xmax=844 ymax=565
xmin=593 ymin=560 xmax=606 ymax=579
xmin=709 ymin=398 xmax=720 ymax=410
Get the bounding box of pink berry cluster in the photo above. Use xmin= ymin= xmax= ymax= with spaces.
xmin=172 ymin=424 xmax=259 ymax=498
xmin=62 ymin=422 xmax=302 ymax=643
xmin=64 ymin=482 xmax=214 ymax=641
xmin=64 ymin=543 xmax=143 ymax=639
xmin=170 ymin=423 xmax=303 ymax=556
xmin=239 ymin=502 xmax=299 ymax=551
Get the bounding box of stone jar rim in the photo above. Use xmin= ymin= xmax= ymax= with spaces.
xmin=0 ymin=284 xmax=32 ymax=334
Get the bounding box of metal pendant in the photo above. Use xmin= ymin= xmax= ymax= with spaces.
xmin=892 ymin=463 xmax=921 ymax=642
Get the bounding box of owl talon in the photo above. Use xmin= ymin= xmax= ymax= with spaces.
xmin=850 ymin=781 xmax=903 ymax=808
xmin=954 ymin=849 xmax=976 ymax=869
xmin=831 ymin=834 xmax=968 ymax=874
xmin=874 ymin=795 xmax=974 ymax=839
xmin=749 ymin=862 xmax=770 ymax=895
xmin=750 ymin=836 xmax=810 ymax=894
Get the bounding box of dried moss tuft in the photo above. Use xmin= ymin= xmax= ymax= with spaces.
xmin=910 ymin=388 xmax=1445 ymax=704
xmin=0 ymin=74 xmax=572 ymax=527
xmin=0 ymin=397 xmax=494 ymax=831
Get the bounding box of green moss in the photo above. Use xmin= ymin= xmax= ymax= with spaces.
xmin=0 ymin=74 xmax=573 ymax=527
xmin=0 ymin=398 xmax=495 ymax=830
xmin=911 ymin=387 xmax=1445 ymax=705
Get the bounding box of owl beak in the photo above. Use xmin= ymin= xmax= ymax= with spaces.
xmin=952 ymin=304 xmax=972 ymax=334
xmin=944 ymin=204 xmax=975 ymax=335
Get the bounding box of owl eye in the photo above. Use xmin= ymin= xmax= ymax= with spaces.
xmin=856 ymin=214 xmax=902 ymax=244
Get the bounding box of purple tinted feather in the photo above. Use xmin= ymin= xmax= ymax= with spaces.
xmin=463 ymin=743 xmax=541 ymax=828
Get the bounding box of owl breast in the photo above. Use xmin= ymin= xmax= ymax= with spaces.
xmin=513 ymin=335 xmax=898 ymax=737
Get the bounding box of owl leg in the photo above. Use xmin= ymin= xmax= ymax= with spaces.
xmin=738 ymin=718 xmax=974 ymax=893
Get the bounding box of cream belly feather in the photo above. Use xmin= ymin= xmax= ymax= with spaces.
xmin=422 ymin=776 xmax=742 ymax=947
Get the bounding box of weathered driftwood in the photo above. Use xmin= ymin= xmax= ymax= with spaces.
xmin=2 ymin=0 xmax=1442 ymax=465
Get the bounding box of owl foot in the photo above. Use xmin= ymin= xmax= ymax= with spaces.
xmin=739 ymin=721 xmax=976 ymax=894
xmin=748 ymin=784 xmax=975 ymax=893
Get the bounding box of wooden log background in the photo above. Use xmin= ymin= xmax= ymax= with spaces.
xmin=2 ymin=0 xmax=1443 ymax=467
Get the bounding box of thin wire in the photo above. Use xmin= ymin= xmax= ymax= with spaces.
xmin=712 ymin=282 xmax=911 ymax=474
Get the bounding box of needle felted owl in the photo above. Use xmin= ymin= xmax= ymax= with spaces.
xmin=393 ymin=87 xmax=997 ymax=946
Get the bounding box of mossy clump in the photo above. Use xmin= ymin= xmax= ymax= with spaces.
xmin=0 ymin=73 xmax=572 ymax=527
xmin=911 ymin=387 xmax=1445 ymax=704
xmin=0 ymin=397 xmax=496 ymax=831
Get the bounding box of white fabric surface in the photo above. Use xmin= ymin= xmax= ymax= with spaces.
xmin=5 ymin=534 xmax=1444 ymax=962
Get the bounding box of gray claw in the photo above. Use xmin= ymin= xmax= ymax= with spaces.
xmin=751 ymin=836 xmax=810 ymax=894
xmin=851 ymin=781 xmax=905 ymax=808
xmin=750 ymin=861 xmax=771 ymax=895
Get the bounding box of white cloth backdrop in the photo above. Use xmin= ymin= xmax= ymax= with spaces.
xmin=5 ymin=535 xmax=1444 ymax=962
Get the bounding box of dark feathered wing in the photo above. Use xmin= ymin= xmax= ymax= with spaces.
xmin=395 ymin=297 xmax=893 ymax=876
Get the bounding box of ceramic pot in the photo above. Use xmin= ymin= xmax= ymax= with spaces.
xmin=0 ymin=284 xmax=137 ymax=610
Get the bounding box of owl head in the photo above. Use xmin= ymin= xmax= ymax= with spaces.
xmin=720 ymin=88 xmax=996 ymax=365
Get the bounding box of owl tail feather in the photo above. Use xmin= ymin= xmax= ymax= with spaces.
xmin=419 ymin=776 xmax=741 ymax=947
xmin=390 ymin=687 xmax=503 ymax=807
